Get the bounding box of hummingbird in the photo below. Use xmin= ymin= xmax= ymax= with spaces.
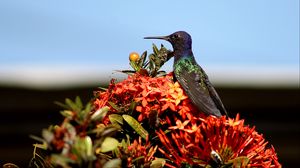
xmin=144 ymin=31 xmax=228 ymax=117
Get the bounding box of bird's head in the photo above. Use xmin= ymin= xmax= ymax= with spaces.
xmin=144 ymin=31 xmax=192 ymax=52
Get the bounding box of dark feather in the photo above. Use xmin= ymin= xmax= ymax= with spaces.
xmin=175 ymin=58 xmax=227 ymax=117
xmin=204 ymin=75 xmax=228 ymax=116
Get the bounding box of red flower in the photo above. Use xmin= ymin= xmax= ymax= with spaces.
xmin=94 ymin=73 xmax=192 ymax=122
xmin=93 ymin=73 xmax=281 ymax=168
xmin=157 ymin=114 xmax=281 ymax=168
xmin=121 ymin=137 xmax=157 ymax=167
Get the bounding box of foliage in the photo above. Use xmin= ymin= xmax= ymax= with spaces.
xmin=27 ymin=44 xmax=281 ymax=168
xmin=125 ymin=44 xmax=172 ymax=77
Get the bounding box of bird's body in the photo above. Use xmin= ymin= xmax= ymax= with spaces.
xmin=145 ymin=31 xmax=228 ymax=117
xmin=173 ymin=54 xmax=227 ymax=117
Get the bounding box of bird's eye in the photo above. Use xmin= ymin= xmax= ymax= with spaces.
xmin=173 ymin=34 xmax=179 ymax=39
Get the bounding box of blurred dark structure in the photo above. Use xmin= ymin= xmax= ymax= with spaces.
xmin=0 ymin=85 xmax=299 ymax=167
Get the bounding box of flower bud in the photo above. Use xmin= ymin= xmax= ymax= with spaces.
xmin=129 ymin=52 xmax=140 ymax=62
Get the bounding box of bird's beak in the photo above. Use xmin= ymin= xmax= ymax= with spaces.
xmin=144 ymin=35 xmax=169 ymax=41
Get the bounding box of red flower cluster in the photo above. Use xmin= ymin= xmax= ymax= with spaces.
xmin=157 ymin=114 xmax=281 ymax=167
xmin=94 ymin=73 xmax=281 ymax=168
xmin=120 ymin=137 xmax=157 ymax=167
xmin=94 ymin=73 xmax=197 ymax=123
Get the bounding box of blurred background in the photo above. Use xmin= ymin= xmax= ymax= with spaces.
xmin=0 ymin=0 xmax=299 ymax=167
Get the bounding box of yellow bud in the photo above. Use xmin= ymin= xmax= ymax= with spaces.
xmin=129 ymin=52 xmax=140 ymax=62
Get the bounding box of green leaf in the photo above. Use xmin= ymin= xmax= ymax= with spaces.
xmin=119 ymin=135 xmax=131 ymax=151
xmin=221 ymin=164 xmax=232 ymax=168
xmin=56 ymin=97 xmax=86 ymax=115
xmin=50 ymin=154 xmax=76 ymax=167
xmin=75 ymin=96 xmax=83 ymax=110
xmin=152 ymin=43 xmax=159 ymax=55
xmin=130 ymin=60 xmax=140 ymax=71
xmin=78 ymin=106 xmax=91 ymax=122
xmin=89 ymin=124 xmax=105 ymax=134
xmin=30 ymin=135 xmax=46 ymax=144
xmin=149 ymin=53 xmax=155 ymax=62
xmin=132 ymin=156 xmax=145 ymax=163
xmin=139 ymin=51 xmax=147 ymax=67
xmin=109 ymin=114 xmax=123 ymax=125
xmin=98 ymin=86 xmax=108 ymax=91
xmin=120 ymin=139 xmax=127 ymax=149
xmin=33 ymin=142 xmax=48 ymax=150
xmin=100 ymin=137 xmax=119 ymax=153
xmin=108 ymin=101 xmax=121 ymax=112
xmin=42 ymin=129 xmax=54 ymax=143
xmin=149 ymin=54 xmax=155 ymax=72
xmin=100 ymin=126 xmax=119 ymax=138
xmin=65 ymin=98 xmax=80 ymax=112
xmin=226 ymin=156 xmax=249 ymax=168
xmin=122 ymin=115 xmax=149 ymax=140
xmin=84 ymin=136 xmax=93 ymax=158
xmin=60 ymin=110 xmax=74 ymax=120
xmin=54 ymin=101 xmax=69 ymax=110
xmin=73 ymin=136 xmax=95 ymax=161
xmin=150 ymin=158 xmax=166 ymax=168
xmin=129 ymin=101 xmax=137 ymax=113
xmin=103 ymin=158 xmax=121 ymax=168
xmin=91 ymin=106 xmax=110 ymax=121
xmin=84 ymin=102 xmax=92 ymax=115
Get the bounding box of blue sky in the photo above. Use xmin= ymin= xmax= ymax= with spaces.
xmin=0 ymin=1 xmax=299 ymax=88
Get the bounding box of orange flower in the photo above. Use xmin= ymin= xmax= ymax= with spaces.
xmin=166 ymin=82 xmax=182 ymax=94
xmin=171 ymin=90 xmax=188 ymax=106
xmin=93 ymin=73 xmax=281 ymax=168
xmin=94 ymin=73 xmax=192 ymax=122
xmin=160 ymin=97 xmax=177 ymax=111
xmin=157 ymin=114 xmax=281 ymax=168
xmin=121 ymin=136 xmax=158 ymax=167
xmin=169 ymin=120 xmax=190 ymax=130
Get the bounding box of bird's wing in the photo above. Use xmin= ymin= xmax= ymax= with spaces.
xmin=174 ymin=60 xmax=222 ymax=117
xmin=201 ymin=69 xmax=228 ymax=117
